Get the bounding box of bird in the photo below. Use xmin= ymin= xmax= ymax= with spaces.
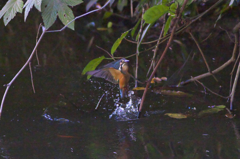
xmin=86 ymin=58 xmax=130 ymax=98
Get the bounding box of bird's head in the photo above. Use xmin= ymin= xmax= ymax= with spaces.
xmin=119 ymin=59 xmax=129 ymax=72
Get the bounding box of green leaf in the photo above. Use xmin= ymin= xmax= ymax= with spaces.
xmin=64 ymin=0 xmax=83 ymax=7
xmin=165 ymin=113 xmax=187 ymax=119
xmin=23 ymin=0 xmax=42 ymax=22
xmin=162 ymin=0 xmax=170 ymax=5
xmin=58 ymin=4 xmax=75 ymax=30
xmin=169 ymin=2 xmax=177 ymax=15
xmin=0 ymin=0 xmax=23 ymax=26
xmin=82 ymin=56 xmax=105 ymax=79
xmin=41 ymin=0 xmax=83 ymax=30
xmin=111 ymin=30 xmax=129 ymax=55
xmin=143 ymin=4 xmax=169 ymax=24
xmin=103 ymin=11 xmax=113 ymax=19
xmin=131 ymin=19 xmax=141 ymax=38
xmin=198 ymin=105 xmax=226 ymax=117
xmin=107 ymin=21 xmax=112 ymax=28
xmin=176 ymin=0 xmax=193 ymax=6
xmin=163 ymin=16 xmax=173 ymax=36
xmin=138 ymin=23 xmax=151 ymax=52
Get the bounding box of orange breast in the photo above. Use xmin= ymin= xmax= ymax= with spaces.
xmin=119 ymin=73 xmax=130 ymax=89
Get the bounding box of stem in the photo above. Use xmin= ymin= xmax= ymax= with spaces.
xmin=0 ymin=27 xmax=46 ymax=117
xmin=138 ymin=0 xmax=189 ymax=117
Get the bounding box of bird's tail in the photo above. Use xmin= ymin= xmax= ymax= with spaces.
xmin=120 ymin=87 xmax=128 ymax=98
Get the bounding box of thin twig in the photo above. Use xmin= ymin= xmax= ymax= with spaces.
xmin=146 ymin=23 xmax=165 ymax=77
xmin=194 ymin=78 xmax=229 ymax=99
xmin=124 ymin=0 xmax=224 ymax=46
xmin=181 ymin=23 xmax=239 ymax=85
xmin=230 ymin=61 xmax=240 ymax=110
xmin=29 ymin=62 xmax=36 ymax=93
xmin=229 ymin=43 xmax=240 ymax=95
xmin=95 ymin=94 xmax=105 ymax=110
xmin=0 ymin=26 xmax=46 ymax=117
xmin=135 ymin=8 xmax=144 ymax=87
xmin=35 ymin=24 xmax=42 ymax=65
xmin=96 ymin=45 xmax=115 ymax=60
xmin=46 ymin=0 xmax=111 ymax=33
xmin=130 ymin=0 xmax=133 ymax=17
xmin=201 ymin=32 xmax=212 ymax=43
xmin=188 ymin=31 xmax=218 ymax=82
xmin=138 ymin=0 xmax=189 ymax=118
xmin=219 ymin=26 xmax=235 ymax=43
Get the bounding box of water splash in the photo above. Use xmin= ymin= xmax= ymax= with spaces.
xmin=109 ymin=91 xmax=141 ymax=121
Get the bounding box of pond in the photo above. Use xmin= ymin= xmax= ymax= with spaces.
xmin=0 ymin=3 xmax=240 ymax=158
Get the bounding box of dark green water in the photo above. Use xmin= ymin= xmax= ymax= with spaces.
xmin=0 ymin=3 xmax=240 ymax=158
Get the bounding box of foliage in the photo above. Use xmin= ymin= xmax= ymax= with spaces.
xmin=0 ymin=0 xmax=23 ymax=26
xmin=0 ymin=0 xmax=83 ymax=30
xmin=23 ymin=0 xmax=42 ymax=21
xmin=82 ymin=56 xmax=105 ymax=79
xmin=111 ymin=30 xmax=130 ymax=55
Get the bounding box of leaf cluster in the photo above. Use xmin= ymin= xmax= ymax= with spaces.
xmin=0 ymin=0 xmax=83 ymax=30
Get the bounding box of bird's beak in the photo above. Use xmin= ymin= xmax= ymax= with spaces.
xmin=124 ymin=59 xmax=129 ymax=62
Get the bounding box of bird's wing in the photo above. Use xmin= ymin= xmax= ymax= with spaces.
xmin=86 ymin=68 xmax=122 ymax=84
xmin=100 ymin=58 xmax=127 ymax=69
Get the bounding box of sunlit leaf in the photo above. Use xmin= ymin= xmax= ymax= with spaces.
xmin=214 ymin=105 xmax=226 ymax=109
xmin=143 ymin=4 xmax=169 ymax=24
xmin=198 ymin=105 xmax=226 ymax=117
xmin=107 ymin=21 xmax=112 ymax=28
xmin=163 ymin=16 xmax=173 ymax=36
xmin=111 ymin=30 xmax=129 ymax=55
xmin=165 ymin=113 xmax=187 ymax=119
xmin=23 ymin=0 xmax=42 ymax=21
xmin=131 ymin=19 xmax=141 ymax=38
xmin=0 ymin=0 xmax=23 ymax=26
xmin=82 ymin=56 xmax=105 ymax=79
xmin=132 ymin=87 xmax=146 ymax=91
xmin=41 ymin=0 xmax=83 ymax=30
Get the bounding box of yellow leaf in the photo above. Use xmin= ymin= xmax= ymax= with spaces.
xmin=97 ymin=28 xmax=108 ymax=31
xmin=132 ymin=87 xmax=146 ymax=91
xmin=165 ymin=113 xmax=187 ymax=119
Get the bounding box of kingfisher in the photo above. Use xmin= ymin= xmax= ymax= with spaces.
xmin=86 ymin=58 xmax=130 ymax=98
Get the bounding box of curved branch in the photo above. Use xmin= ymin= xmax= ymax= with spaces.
xmin=138 ymin=0 xmax=189 ymax=118
xmin=0 ymin=27 xmax=46 ymax=117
